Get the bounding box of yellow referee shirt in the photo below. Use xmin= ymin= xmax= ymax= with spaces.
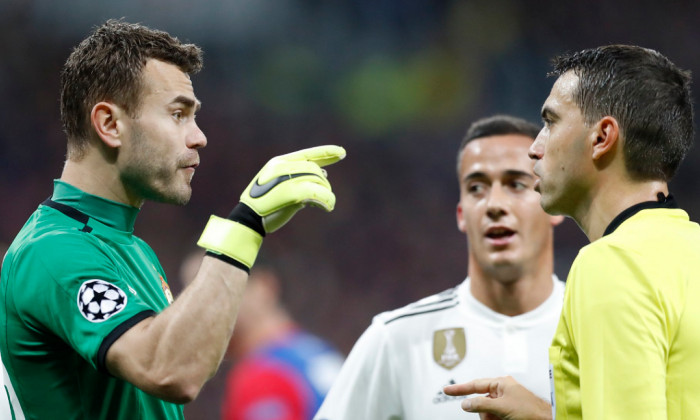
xmin=550 ymin=204 xmax=700 ymax=419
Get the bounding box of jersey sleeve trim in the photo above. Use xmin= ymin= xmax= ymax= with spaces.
xmin=97 ymin=310 xmax=155 ymax=372
xmin=384 ymin=301 xmax=459 ymax=325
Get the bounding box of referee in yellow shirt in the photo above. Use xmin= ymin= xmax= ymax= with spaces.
xmin=444 ymin=44 xmax=700 ymax=419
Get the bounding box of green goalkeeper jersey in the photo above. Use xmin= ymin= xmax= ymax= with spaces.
xmin=0 ymin=180 xmax=182 ymax=419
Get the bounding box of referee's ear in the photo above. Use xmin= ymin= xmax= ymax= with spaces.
xmin=90 ymin=101 xmax=124 ymax=149
xmin=591 ymin=115 xmax=620 ymax=162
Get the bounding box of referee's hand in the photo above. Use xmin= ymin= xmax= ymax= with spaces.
xmin=443 ymin=376 xmax=552 ymax=420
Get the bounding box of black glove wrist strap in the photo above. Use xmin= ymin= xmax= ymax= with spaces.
xmin=205 ymin=251 xmax=251 ymax=273
xmin=228 ymin=203 xmax=266 ymax=237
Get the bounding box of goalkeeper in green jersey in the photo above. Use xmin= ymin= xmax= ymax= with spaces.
xmin=0 ymin=20 xmax=345 ymax=420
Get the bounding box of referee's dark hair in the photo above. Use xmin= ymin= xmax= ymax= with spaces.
xmin=550 ymin=45 xmax=694 ymax=182
xmin=456 ymin=115 xmax=541 ymax=175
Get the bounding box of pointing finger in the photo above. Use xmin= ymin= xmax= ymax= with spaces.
xmin=444 ymin=378 xmax=499 ymax=396
xmin=279 ymin=145 xmax=347 ymax=167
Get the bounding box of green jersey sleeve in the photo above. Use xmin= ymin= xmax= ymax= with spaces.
xmin=7 ymin=230 xmax=157 ymax=372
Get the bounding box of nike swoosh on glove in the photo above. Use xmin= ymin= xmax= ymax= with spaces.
xmin=197 ymin=145 xmax=346 ymax=271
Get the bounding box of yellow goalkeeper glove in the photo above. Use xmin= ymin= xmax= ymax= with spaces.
xmin=197 ymin=145 xmax=346 ymax=272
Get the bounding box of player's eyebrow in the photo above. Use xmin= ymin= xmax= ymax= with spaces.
xmin=541 ymin=106 xmax=557 ymax=122
xmin=463 ymin=170 xmax=535 ymax=183
xmin=172 ymin=95 xmax=202 ymax=112
xmin=463 ymin=171 xmax=488 ymax=183
xmin=503 ymin=170 xmax=535 ymax=179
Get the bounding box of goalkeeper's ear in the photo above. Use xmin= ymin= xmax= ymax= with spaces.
xmin=91 ymin=101 xmax=125 ymax=149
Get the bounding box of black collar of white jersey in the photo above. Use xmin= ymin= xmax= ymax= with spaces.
xmin=603 ymin=192 xmax=678 ymax=237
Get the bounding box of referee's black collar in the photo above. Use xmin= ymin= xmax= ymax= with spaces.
xmin=603 ymin=192 xmax=678 ymax=237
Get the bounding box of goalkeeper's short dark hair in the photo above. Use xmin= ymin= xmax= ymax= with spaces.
xmin=61 ymin=19 xmax=204 ymax=160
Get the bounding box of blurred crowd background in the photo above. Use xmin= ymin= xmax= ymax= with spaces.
xmin=1 ymin=1 xmax=699 ymax=418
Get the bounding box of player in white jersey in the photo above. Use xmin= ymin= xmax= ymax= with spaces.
xmin=1 ymin=353 xmax=11 ymax=419
xmin=315 ymin=115 xmax=565 ymax=420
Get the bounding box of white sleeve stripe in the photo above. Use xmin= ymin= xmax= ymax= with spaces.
xmin=384 ymin=301 xmax=459 ymax=325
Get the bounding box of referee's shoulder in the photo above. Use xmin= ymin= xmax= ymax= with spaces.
xmin=374 ymin=285 xmax=461 ymax=326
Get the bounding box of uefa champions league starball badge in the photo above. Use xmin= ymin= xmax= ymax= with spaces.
xmin=77 ymin=279 xmax=127 ymax=322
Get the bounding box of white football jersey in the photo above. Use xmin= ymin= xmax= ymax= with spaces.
xmin=1 ymin=352 xmax=13 ymax=419
xmin=314 ymin=276 xmax=564 ymax=420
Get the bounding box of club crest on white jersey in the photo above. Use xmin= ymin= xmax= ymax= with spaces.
xmin=433 ymin=327 xmax=466 ymax=370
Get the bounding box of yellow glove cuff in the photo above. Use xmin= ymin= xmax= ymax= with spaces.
xmin=197 ymin=215 xmax=263 ymax=269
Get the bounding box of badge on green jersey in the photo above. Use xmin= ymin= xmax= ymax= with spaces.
xmin=77 ymin=279 xmax=127 ymax=322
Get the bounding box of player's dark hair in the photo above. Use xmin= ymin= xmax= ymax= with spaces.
xmin=457 ymin=114 xmax=541 ymax=174
xmin=60 ymin=19 xmax=203 ymax=159
xmin=550 ymin=45 xmax=694 ymax=181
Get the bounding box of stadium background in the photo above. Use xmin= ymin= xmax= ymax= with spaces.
xmin=1 ymin=1 xmax=698 ymax=418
